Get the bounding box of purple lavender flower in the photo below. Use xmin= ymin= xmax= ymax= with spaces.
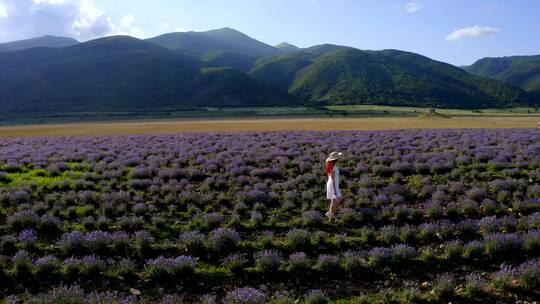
xmin=237 ymin=189 xmax=268 ymax=205
xmin=303 ymin=289 xmax=328 ymax=304
xmin=145 ymin=255 xmax=197 ymax=279
xmin=158 ymin=294 xmax=186 ymax=304
xmin=249 ymin=210 xmax=263 ymax=226
xmin=11 ymin=191 xmax=30 ymax=204
xmin=180 ymin=230 xmax=206 ymax=253
xmin=34 ymin=255 xmax=59 ymax=276
xmin=491 ymin=265 xmax=516 ymax=292
xmin=8 ymin=210 xmax=39 ymax=231
xmin=464 ymin=273 xmax=486 ymax=296
xmin=301 ymin=210 xmax=324 ymax=227
xmin=225 ymin=287 xmax=267 ymax=304
xmin=223 ymin=253 xmax=248 ymax=273
xmin=18 ymin=229 xmax=37 ymax=243
xmin=478 ymin=216 xmax=501 ymax=235
xmin=432 ymin=272 xmax=456 ymax=298
xmin=442 ymin=240 xmax=463 ymax=260
xmin=373 ymin=193 xmax=390 ymax=206
xmin=484 ymin=233 xmax=523 ymax=256
xmin=134 ymin=230 xmax=154 ymax=245
xmin=84 ymin=230 xmax=110 ymax=251
xmin=465 ymin=187 xmax=487 ymax=201
xmin=288 ymin=252 xmax=310 ymax=272
xmin=512 ymin=199 xmax=540 ymax=215
xmin=490 ymin=179 xmax=518 ymax=192
xmin=35 ymin=255 xmax=58 ymax=266
xmin=4 ymin=128 xmax=540 ymax=301
xmin=195 ymin=212 xmax=225 ymax=230
xmin=418 ymin=223 xmax=439 ymax=242
xmin=463 ymin=240 xmax=484 ymax=258
xmin=379 ymin=225 xmax=399 ymax=244
xmin=254 ymin=250 xmax=282 ymax=272
xmin=391 ymin=244 xmax=417 ymax=262
xmin=130 ymin=166 xmax=155 ymax=179
xmin=251 ymin=168 xmax=284 ymax=179
xmin=132 ymin=202 xmax=152 ymax=216
xmin=200 ymin=294 xmax=218 ymax=304
xmin=3 ymin=295 xmax=20 ymax=304
xmin=30 ymin=285 xmax=86 ymax=303
xmin=528 ymin=212 xmax=540 ymax=228
xmin=341 ymin=250 xmax=363 ymax=272
xmin=110 ymin=231 xmax=130 ymax=248
xmin=315 ymin=254 xmax=341 ymax=273
xmin=514 ymin=258 xmax=540 ymax=288
xmin=425 ymin=200 xmax=443 ymax=219
xmin=286 ymin=228 xmax=312 ymax=250
xmin=365 ymin=247 xmax=391 ymax=268
xmin=57 ymin=231 xmax=86 ymax=253
xmin=207 ymin=228 xmax=240 ymax=252
xmin=524 ymin=229 xmax=540 ymax=253
xmin=79 ymin=255 xmax=106 ymax=275
xmin=11 ymin=250 xmax=32 ymax=264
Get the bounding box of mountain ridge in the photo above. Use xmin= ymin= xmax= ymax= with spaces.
xmin=145 ymin=27 xmax=280 ymax=57
xmin=250 ymin=48 xmax=531 ymax=108
xmin=0 ymin=35 xmax=79 ymax=52
xmin=275 ymin=42 xmax=300 ymax=54
xmin=0 ymin=28 xmax=537 ymax=112
xmin=463 ymin=55 xmax=540 ymax=94
xmin=0 ymin=36 xmax=298 ymax=113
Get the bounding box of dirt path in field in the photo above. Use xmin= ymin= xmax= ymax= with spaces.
xmin=0 ymin=116 xmax=537 ymax=137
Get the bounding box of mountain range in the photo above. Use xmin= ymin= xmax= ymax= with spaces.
xmin=463 ymin=56 xmax=540 ymax=96
xmin=0 ymin=28 xmax=538 ymax=113
xmin=0 ymin=35 xmax=79 ymax=52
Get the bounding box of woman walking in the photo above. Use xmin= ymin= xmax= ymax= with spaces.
xmin=325 ymin=151 xmax=343 ymax=219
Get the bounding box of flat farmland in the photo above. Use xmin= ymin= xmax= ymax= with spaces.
xmin=0 ymin=116 xmax=539 ymax=137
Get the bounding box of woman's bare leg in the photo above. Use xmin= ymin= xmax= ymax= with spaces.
xmin=330 ymin=197 xmax=343 ymax=216
xmin=329 ymin=198 xmax=339 ymax=215
xmin=327 ymin=199 xmax=336 ymax=218
xmin=336 ymin=196 xmax=343 ymax=209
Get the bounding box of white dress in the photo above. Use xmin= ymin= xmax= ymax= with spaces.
xmin=326 ymin=165 xmax=342 ymax=199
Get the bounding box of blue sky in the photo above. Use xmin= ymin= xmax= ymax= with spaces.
xmin=0 ymin=0 xmax=538 ymax=65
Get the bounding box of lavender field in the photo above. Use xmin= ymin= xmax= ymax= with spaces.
xmin=1 ymin=129 xmax=540 ymax=303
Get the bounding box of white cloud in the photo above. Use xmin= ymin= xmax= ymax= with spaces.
xmin=33 ymin=0 xmax=66 ymax=4
xmin=445 ymin=25 xmax=500 ymax=42
xmin=70 ymin=0 xmax=115 ymax=40
xmin=120 ymin=14 xmax=134 ymax=28
xmin=0 ymin=0 xmax=185 ymax=42
xmin=394 ymin=2 xmax=423 ymax=13
xmin=113 ymin=13 xmax=145 ymax=38
xmin=404 ymin=2 xmax=422 ymax=13
xmin=0 ymin=0 xmax=118 ymax=41
xmin=0 ymin=2 xmax=7 ymax=18
xmin=174 ymin=27 xmax=187 ymax=32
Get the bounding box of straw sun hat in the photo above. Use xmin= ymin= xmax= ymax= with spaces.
xmin=326 ymin=151 xmax=343 ymax=162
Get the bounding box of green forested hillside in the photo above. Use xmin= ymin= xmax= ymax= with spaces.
xmin=145 ymin=28 xmax=279 ymax=57
xmin=251 ymin=49 xmax=531 ymax=108
xmin=187 ymin=67 xmax=298 ymax=106
xmin=0 ymin=28 xmax=536 ymax=113
xmin=0 ymin=35 xmax=79 ymax=52
xmin=201 ymin=51 xmax=259 ymax=71
xmin=464 ymin=56 xmax=540 ymax=94
xmin=303 ymin=44 xmax=355 ymax=56
xmin=249 ymin=53 xmax=316 ymax=90
xmin=275 ymin=42 xmax=300 ymax=54
xmin=0 ymin=36 xmax=296 ymax=113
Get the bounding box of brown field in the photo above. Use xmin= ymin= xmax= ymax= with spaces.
xmin=0 ymin=116 xmax=538 ymax=137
